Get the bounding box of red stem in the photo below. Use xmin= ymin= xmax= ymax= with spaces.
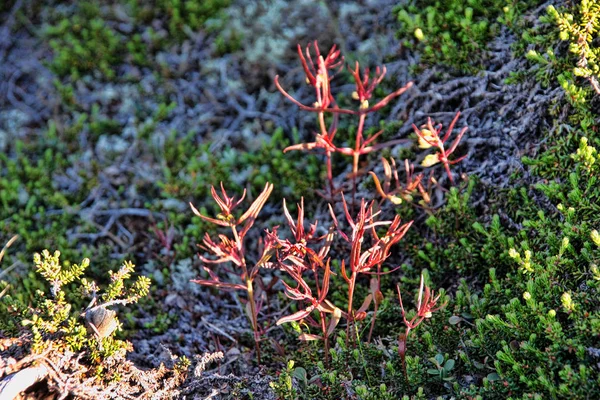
xmin=233 ymin=224 xmax=261 ymax=365
xmin=346 ymin=271 xmax=357 ymax=347
xmin=310 ymin=267 xmax=330 ymax=365
xmin=326 ymin=151 xmax=334 ymax=197
xmin=352 ymin=113 xmax=366 ymax=209
xmin=318 ymin=112 xmax=336 ymax=197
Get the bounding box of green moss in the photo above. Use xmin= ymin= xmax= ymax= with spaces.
xmin=128 ymin=0 xmax=231 ymax=41
xmin=0 ymin=121 xmax=134 ymax=307
xmin=44 ymin=2 xmax=124 ymax=80
xmin=42 ymin=0 xmax=235 ymax=81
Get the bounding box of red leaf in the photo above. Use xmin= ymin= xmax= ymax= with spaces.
xmin=298 ymin=333 xmax=322 ymax=341
xmin=276 ymin=306 xmax=315 ymax=326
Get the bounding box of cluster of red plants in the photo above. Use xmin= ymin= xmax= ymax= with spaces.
xmin=188 ymin=42 xmax=464 ymax=364
xmin=191 ymin=184 xmax=425 ymax=365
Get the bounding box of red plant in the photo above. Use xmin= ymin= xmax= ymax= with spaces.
xmin=151 ymin=220 xmax=176 ymax=267
xmin=370 ymin=158 xmax=432 ymax=206
xmin=397 ymin=274 xmax=445 ymax=335
xmin=413 ymin=111 xmax=468 ymax=184
xmin=396 ymin=274 xmax=446 ymax=380
xmin=366 ymin=213 xmax=414 ymax=342
xmin=329 ymin=195 xmax=412 ymax=344
xmin=189 ymin=182 xmax=273 ymax=364
xmin=275 ymin=41 xmax=413 ymax=200
xmin=265 ymin=198 xmax=341 ymax=364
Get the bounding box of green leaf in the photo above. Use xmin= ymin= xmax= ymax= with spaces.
xmin=434 ymin=353 xmax=444 ymax=365
xmin=487 ymin=372 xmax=501 ymax=381
xmin=292 ymin=367 xmax=308 ymax=387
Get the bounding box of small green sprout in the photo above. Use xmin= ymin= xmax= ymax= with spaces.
xmin=427 ymin=354 xmax=455 ymax=382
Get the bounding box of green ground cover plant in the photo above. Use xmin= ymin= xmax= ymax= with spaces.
xmin=127 ymin=0 xmax=231 ymax=40
xmin=43 ymin=0 xmax=236 ymax=81
xmin=394 ymin=0 xmax=536 ymax=72
xmin=523 ymin=1 xmax=599 ymax=133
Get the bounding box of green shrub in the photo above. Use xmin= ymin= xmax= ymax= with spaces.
xmin=550 ymin=1 xmax=600 ymax=95
xmin=522 ymin=2 xmax=599 ymax=132
xmin=2 ymin=249 xmax=150 ymax=369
